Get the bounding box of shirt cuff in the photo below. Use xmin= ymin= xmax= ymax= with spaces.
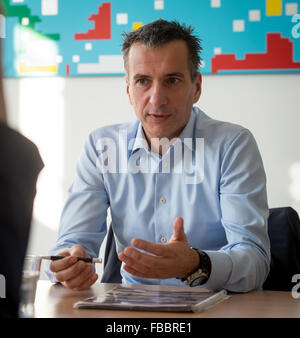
xmin=200 ymin=250 xmax=232 ymax=291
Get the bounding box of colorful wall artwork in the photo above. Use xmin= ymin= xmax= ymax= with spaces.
xmin=1 ymin=0 xmax=300 ymax=77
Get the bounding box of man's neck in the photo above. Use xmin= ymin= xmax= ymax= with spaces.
xmin=149 ymin=137 xmax=178 ymax=156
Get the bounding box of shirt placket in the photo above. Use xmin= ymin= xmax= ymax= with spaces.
xmin=153 ymin=152 xmax=172 ymax=251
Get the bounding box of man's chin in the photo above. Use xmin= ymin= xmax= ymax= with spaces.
xmin=147 ymin=129 xmax=171 ymax=140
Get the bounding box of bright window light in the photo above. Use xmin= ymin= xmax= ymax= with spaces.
xmin=18 ymin=77 xmax=66 ymax=231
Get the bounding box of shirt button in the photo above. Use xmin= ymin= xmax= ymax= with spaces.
xmin=160 ymin=197 xmax=166 ymax=204
xmin=162 ymin=161 xmax=168 ymax=169
xmin=160 ymin=236 xmax=167 ymax=243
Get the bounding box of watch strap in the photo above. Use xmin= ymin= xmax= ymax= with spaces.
xmin=193 ymin=248 xmax=211 ymax=280
xmin=178 ymin=248 xmax=211 ymax=286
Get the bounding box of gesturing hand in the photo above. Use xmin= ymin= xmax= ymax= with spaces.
xmin=118 ymin=217 xmax=199 ymax=279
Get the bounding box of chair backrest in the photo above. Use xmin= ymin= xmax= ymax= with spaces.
xmin=263 ymin=207 xmax=300 ymax=291
xmin=101 ymin=207 xmax=300 ymax=291
xmin=100 ymin=224 xmax=122 ymax=283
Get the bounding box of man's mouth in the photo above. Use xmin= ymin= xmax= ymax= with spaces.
xmin=148 ymin=113 xmax=171 ymax=122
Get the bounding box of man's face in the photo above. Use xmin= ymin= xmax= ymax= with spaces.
xmin=126 ymin=40 xmax=202 ymax=143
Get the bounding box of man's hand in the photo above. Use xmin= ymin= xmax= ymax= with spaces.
xmin=118 ymin=217 xmax=199 ymax=279
xmin=49 ymin=244 xmax=98 ymax=290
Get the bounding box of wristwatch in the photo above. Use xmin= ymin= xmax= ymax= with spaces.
xmin=180 ymin=248 xmax=211 ymax=287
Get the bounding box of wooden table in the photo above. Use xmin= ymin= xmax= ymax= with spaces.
xmin=33 ymin=280 xmax=300 ymax=318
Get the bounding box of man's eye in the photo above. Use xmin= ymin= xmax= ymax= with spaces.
xmin=166 ymin=77 xmax=180 ymax=85
xmin=136 ymin=78 xmax=149 ymax=86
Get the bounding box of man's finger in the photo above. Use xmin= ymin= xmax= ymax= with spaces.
xmin=170 ymin=216 xmax=186 ymax=242
xmin=130 ymin=238 xmax=167 ymax=256
xmin=50 ymin=255 xmax=77 ymax=273
xmin=118 ymin=249 xmax=152 ymax=273
xmin=73 ymin=273 xmax=98 ymax=291
xmin=54 ymin=260 xmax=88 ymax=282
xmin=69 ymin=244 xmax=89 ymax=258
xmin=122 ymin=264 xmax=155 ymax=279
xmin=62 ymin=264 xmax=94 ymax=289
xmin=124 ymin=247 xmax=156 ymax=265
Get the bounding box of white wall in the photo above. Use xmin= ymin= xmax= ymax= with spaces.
xmin=3 ymin=73 xmax=300 ymax=279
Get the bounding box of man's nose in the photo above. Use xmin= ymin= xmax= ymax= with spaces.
xmin=148 ymin=83 xmax=168 ymax=107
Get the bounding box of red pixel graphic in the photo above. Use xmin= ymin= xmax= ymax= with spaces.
xmin=211 ymin=33 xmax=300 ymax=73
xmin=74 ymin=2 xmax=111 ymax=40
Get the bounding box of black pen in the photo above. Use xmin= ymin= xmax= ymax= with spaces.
xmin=41 ymin=255 xmax=102 ymax=264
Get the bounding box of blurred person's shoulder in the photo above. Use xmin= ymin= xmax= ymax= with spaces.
xmin=0 ymin=122 xmax=44 ymax=179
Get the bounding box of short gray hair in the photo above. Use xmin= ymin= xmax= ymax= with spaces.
xmin=122 ymin=19 xmax=202 ymax=81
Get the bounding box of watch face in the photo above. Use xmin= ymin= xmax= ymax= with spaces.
xmin=188 ymin=269 xmax=208 ymax=287
xmin=190 ymin=278 xmax=201 ymax=287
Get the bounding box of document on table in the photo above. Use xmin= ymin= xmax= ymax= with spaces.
xmin=74 ymin=285 xmax=229 ymax=313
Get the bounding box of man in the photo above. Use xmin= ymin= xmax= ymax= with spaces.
xmin=48 ymin=19 xmax=270 ymax=292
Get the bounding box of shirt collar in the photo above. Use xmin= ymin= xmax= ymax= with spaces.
xmin=177 ymin=107 xmax=197 ymax=144
xmin=130 ymin=122 xmax=150 ymax=155
xmin=129 ymin=107 xmax=198 ymax=157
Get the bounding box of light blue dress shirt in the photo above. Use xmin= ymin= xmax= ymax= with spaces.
xmin=48 ymin=107 xmax=270 ymax=292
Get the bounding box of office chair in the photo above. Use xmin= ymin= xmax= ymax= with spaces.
xmin=101 ymin=207 xmax=300 ymax=291
xmin=263 ymin=207 xmax=300 ymax=291
xmin=101 ymin=224 xmax=122 ymax=283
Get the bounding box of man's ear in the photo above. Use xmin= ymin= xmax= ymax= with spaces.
xmin=126 ymin=76 xmax=132 ymax=105
xmin=193 ymin=72 xmax=202 ymax=103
